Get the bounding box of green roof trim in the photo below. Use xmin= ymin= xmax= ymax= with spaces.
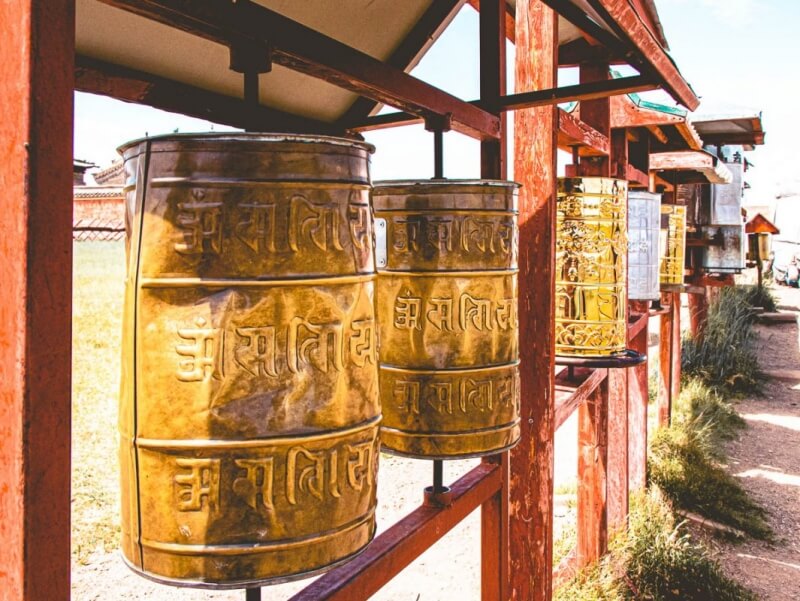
xmin=610 ymin=69 xmax=687 ymax=117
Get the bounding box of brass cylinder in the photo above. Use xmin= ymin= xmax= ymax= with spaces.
xmin=659 ymin=204 xmax=687 ymax=287
xmin=118 ymin=134 xmax=380 ymax=588
xmin=556 ymin=177 xmax=628 ymax=356
xmin=373 ymin=180 xmax=520 ymax=459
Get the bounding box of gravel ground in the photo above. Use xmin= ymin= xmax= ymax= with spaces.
xmin=713 ymin=284 xmax=800 ymax=601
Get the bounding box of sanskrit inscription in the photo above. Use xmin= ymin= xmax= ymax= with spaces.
xmin=173 ymin=316 xmax=376 ymax=383
xmin=390 ymin=215 xmax=515 ymax=257
xmin=171 ymin=190 xmax=369 ymax=256
xmin=393 ymin=372 xmax=520 ymax=415
xmin=393 ymin=291 xmax=517 ymax=333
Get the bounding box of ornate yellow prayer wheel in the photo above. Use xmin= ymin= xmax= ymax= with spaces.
xmin=659 ymin=204 xmax=687 ymax=287
xmin=118 ymin=134 xmax=380 ymax=588
xmin=555 ymin=177 xmax=628 ymax=356
xmin=373 ymin=180 xmax=520 ymax=459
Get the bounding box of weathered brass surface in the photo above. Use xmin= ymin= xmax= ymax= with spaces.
xmin=119 ymin=134 xmax=380 ymax=589
xmin=627 ymin=191 xmax=662 ymax=301
xmin=373 ymin=180 xmax=521 ymax=459
xmin=659 ymin=204 xmax=687 ymax=286
xmin=556 ymin=177 xmax=628 ymax=356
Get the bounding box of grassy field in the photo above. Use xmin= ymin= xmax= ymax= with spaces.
xmin=72 ymin=241 xmax=126 ymax=564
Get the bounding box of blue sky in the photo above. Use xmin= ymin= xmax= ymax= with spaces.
xmin=75 ymin=1 xmax=796 ymax=201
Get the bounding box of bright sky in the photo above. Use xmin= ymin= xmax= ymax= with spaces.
xmin=74 ymin=1 xmax=797 ymax=203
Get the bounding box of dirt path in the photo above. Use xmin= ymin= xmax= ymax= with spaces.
xmin=716 ymin=285 xmax=800 ymax=601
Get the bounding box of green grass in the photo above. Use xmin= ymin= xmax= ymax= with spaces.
xmin=555 ymin=489 xmax=758 ymax=601
xmin=739 ymin=284 xmax=778 ymax=312
xmin=71 ymin=241 xmax=126 ymax=564
xmin=646 ymin=380 xmax=770 ymax=541
xmin=682 ymin=286 xmax=765 ymax=395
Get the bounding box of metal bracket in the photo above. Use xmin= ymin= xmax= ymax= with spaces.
xmin=374 ymin=217 xmax=387 ymax=269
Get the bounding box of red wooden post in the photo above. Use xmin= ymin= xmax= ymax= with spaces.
xmin=670 ymin=292 xmax=682 ymax=402
xmin=688 ymin=289 xmax=708 ymax=340
xmin=577 ymin=375 xmax=609 ymax=565
xmin=627 ymin=302 xmax=650 ymax=491
xmin=510 ymin=1 xmax=558 ymax=599
xmin=657 ymin=291 xmax=682 ymax=426
xmin=479 ymin=1 xmax=509 ymax=599
xmin=606 ymin=106 xmax=629 ymax=531
xmin=0 ymin=2 xmax=75 ymax=599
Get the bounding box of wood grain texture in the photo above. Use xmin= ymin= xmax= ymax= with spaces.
xmin=510 ymin=1 xmax=558 ymax=599
xmin=577 ymin=380 xmax=609 ymax=566
xmin=558 ymin=108 xmax=610 ymax=157
xmin=658 ymin=292 xmax=674 ymax=426
xmin=0 ymin=1 xmax=74 ymax=598
xmin=554 ymin=368 xmax=608 ymax=430
xmin=628 ymin=301 xmax=650 ymax=492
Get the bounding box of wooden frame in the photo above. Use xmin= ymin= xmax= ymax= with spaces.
xmin=1 ymin=0 xmax=690 ymax=599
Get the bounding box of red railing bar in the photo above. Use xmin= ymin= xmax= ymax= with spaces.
xmin=554 ymin=367 xmax=608 ymax=430
xmin=289 ymin=462 xmax=502 ymax=601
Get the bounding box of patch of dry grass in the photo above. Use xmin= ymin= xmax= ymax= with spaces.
xmin=72 ymin=241 xmax=126 ymax=564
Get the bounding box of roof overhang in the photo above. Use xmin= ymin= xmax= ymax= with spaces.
xmin=650 ymin=150 xmax=733 ymax=184
xmin=745 ymin=213 xmax=780 ymax=235
xmin=692 ymin=113 xmax=765 ymax=148
xmin=76 ymin=0 xmax=698 ymax=136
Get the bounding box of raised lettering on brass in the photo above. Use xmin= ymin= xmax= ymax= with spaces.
xmin=174 ymin=189 xmax=223 ymax=255
xmin=289 ymin=195 xmax=343 ymax=253
xmin=174 ymin=458 xmax=221 ymax=512
xmin=233 ymin=458 xmax=275 ymax=512
xmin=175 ymin=317 xmax=222 ymax=382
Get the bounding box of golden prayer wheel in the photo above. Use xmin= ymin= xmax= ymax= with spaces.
xmin=748 ymin=232 xmax=770 ymax=263
xmin=118 ymin=134 xmax=380 ymax=588
xmin=555 ymin=177 xmax=628 ymax=357
xmin=659 ymin=204 xmax=687 ymax=287
xmin=373 ymin=180 xmax=521 ymax=459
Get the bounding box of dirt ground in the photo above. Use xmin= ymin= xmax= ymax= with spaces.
xmin=713 ymin=284 xmax=800 ymax=601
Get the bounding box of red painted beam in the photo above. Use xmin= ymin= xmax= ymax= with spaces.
xmin=554 ymin=367 xmax=608 ymax=430
xmin=0 ymin=1 xmax=74 ymax=599
xmin=558 ymin=108 xmax=611 ymax=156
xmin=289 ymin=463 xmax=502 ymax=601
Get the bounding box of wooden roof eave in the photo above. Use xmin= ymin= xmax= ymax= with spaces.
xmin=745 ymin=213 xmax=780 ymax=235
xmin=649 ymin=150 xmax=732 ymax=184
xmin=587 ymin=0 xmax=699 ymax=110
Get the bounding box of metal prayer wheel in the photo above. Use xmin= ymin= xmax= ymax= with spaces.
xmin=118 ymin=134 xmax=380 ymax=588
xmin=627 ymin=191 xmax=662 ymax=301
xmin=556 ymin=177 xmax=628 ymax=356
xmin=659 ymin=204 xmax=687 ymax=287
xmin=373 ymin=180 xmax=521 ymax=459
xmin=701 ymin=223 xmax=747 ymax=273
xmin=748 ymin=232 xmax=770 ymax=263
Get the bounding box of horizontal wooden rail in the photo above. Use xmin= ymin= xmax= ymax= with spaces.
xmin=98 ymin=0 xmax=500 ymax=140
xmin=289 ymin=462 xmax=502 ymax=601
xmin=554 ymin=367 xmax=608 ymax=430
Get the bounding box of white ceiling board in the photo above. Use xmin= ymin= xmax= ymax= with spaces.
xmin=77 ymin=0 xmax=437 ymax=123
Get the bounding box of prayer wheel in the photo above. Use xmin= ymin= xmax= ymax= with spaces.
xmin=556 ymin=177 xmax=628 ymax=356
xmin=659 ymin=204 xmax=687 ymax=287
xmin=118 ymin=134 xmax=380 ymax=588
xmin=701 ymin=224 xmax=747 ymax=273
xmin=373 ymin=180 xmax=520 ymax=459
xmin=748 ymin=232 xmax=770 ymax=263
xmin=627 ymin=191 xmax=662 ymax=301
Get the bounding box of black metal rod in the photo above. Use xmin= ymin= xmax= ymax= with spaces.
xmin=433 ymin=129 xmax=444 ymax=179
xmin=244 ymin=70 xmax=260 ymax=105
xmin=246 ymin=587 xmax=261 ymax=601
xmin=433 ymin=459 xmax=444 ymax=493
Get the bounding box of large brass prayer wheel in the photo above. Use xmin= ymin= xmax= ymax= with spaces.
xmin=556 ymin=177 xmax=628 ymax=356
xmin=118 ymin=134 xmax=380 ymax=588
xmin=373 ymin=180 xmax=521 ymax=459
xmin=659 ymin=204 xmax=687 ymax=287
